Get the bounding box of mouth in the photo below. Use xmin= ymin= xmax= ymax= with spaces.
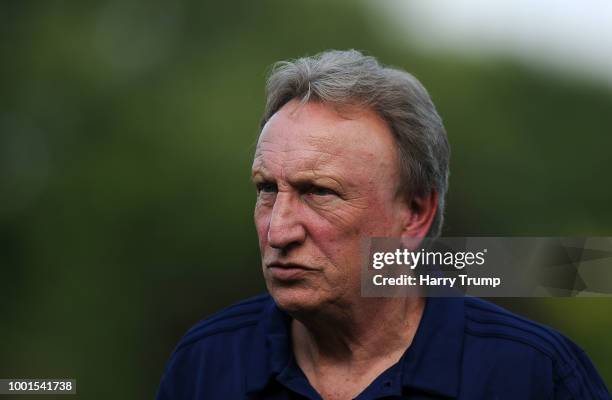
xmin=266 ymin=262 xmax=317 ymax=280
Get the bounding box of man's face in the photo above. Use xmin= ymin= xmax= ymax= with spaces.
xmin=252 ymin=100 xmax=410 ymax=313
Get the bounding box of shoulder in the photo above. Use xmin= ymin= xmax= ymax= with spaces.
xmin=463 ymin=297 xmax=571 ymax=360
xmin=174 ymin=292 xmax=272 ymax=352
xmin=461 ymin=297 xmax=610 ymax=399
xmin=157 ymin=293 xmax=274 ymax=400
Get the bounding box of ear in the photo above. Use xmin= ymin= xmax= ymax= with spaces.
xmin=400 ymin=191 xmax=438 ymax=249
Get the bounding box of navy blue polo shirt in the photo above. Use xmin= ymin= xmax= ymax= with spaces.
xmin=156 ymin=294 xmax=610 ymax=399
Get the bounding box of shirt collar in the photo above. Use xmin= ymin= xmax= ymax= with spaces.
xmin=245 ymin=295 xmax=465 ymax=398
xmin=245 ymin=297 xmax=292 ymax=395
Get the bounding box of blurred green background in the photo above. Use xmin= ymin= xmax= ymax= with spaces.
xmin=1 ymin=1 xmax=611 ymax=398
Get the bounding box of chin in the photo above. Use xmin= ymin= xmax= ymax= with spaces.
xmin=267 ymin=284 xmax=324 ymax=316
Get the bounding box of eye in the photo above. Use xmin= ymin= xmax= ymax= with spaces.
xmin=256 ymin=182 xmax=277 ymax=194
xmin=308 ymin=185 xmax=337 ymax=197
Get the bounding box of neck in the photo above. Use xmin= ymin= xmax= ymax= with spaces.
xmin=291 ymin=296 xmax=425 ymax=367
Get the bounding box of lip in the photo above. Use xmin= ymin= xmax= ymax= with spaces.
xmin=266 ymin=262 xmax=317 ymax=280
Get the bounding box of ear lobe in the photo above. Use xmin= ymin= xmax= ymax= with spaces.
xmin=400 ymin=191 xmax=438 ymax=243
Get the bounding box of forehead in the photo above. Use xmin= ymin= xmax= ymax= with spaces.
xmin=253 ymin=100 xmax=398 ymax=179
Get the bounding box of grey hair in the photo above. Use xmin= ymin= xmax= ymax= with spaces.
xmin=260 ymin=49 xmax=450 ymax=237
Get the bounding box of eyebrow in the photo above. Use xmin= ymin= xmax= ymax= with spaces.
xmin=251 ymin=166 xmax=346 ymax=193
xmin=250 ymin=164 xmax=270 ymax=182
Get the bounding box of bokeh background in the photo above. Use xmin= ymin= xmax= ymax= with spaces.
xmin=1 ymin=0 xmax=611 ymax=398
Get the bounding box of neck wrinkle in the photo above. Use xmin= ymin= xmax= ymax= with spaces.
xmin=291 ymin=296 xmax=425 ymax=369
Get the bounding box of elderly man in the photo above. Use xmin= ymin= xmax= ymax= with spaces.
xmin=157 ymin=50 xmax=609 ymax=399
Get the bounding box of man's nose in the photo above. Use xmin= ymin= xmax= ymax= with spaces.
xmin=268 ymin=192 xmax=306 ymax=250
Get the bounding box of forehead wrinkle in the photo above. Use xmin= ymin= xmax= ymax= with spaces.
xmin=254 ymin=137 xmax=339 ymax=171
xmin=255 ymin=131 xmax=340 ymax=159
xmin=254 ymin=119 xmax=389 ymax=190
xmin=253 ymin=143 xmax=384 ymax=188
xmin=252 ymin=149 xmax=355 ymax=193
xmin=303 ymin=131 xmax=341 ymax=147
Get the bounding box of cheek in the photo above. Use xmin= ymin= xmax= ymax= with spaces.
xmin=254 ymin=206 xmax=270 ymax=249
xmin=307 ymin=218 xmax=362 ymax=264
